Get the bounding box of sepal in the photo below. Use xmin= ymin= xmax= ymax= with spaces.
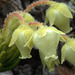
xmin=61 ymin=38 xmax=75 ymax=65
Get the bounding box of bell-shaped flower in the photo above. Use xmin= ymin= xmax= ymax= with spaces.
xmin=61 ymin=38 xmax=75 ymax=65
xmin=9 ymin=25 xmax=34 ymax=59
xmin=33 ymin=26 xmax=65 ymax=71
xmin=20 ymin=12 xmax=34 ymax=23
xmin=46 ymin=3 xmax=73 ymax=33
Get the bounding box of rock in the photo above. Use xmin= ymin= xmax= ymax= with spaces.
xmin=0 ymin=70 xmax=13 ymax=75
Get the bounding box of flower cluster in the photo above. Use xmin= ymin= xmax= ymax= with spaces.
xmin=0 ymin=0 xmax=75 ymax=72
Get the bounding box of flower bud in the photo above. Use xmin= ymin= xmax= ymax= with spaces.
xmin=9 ymin=25 xmax=34 ymax=59
xmin=21 ymin=12 xmax=34 ymax=23
xmin=33 ymin=26 xmax=64 ymax=71
xmin=61 ymin=39 xmax=75 ymax=65
xmin=46 ymin=3 xmax=73 ymax=33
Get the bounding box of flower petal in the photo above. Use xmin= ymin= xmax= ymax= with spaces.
xmin=9 ymin=27 xmax=20 ymax=47
xmin=55 ymin=3 xmax=73 ymax=18
xmin=46 ymin=7 xmax=55 ymax=26
xmin=54 ymin=11 xmax=72 ymax=33
xmin=45 ymin=55 xmax=59 ymax=72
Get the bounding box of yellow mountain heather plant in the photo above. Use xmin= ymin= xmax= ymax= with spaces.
xmin=0 ymin=0 xmax=75 ymax=72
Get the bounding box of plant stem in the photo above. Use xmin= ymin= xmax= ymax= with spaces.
xmin=25 ymin=1 xmax=55 ymax=12
xmin=62 ymin=35 xmax=69 ymax=41
xmin=28 ymin=22 xmax=43 ymax=27
xmin=2 ymin=12 xmax=25 ymax=34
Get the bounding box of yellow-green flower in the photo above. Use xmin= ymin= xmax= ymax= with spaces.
xmin=61 ymin=38 xmax=75 ymax=65
xmin=33 ymin=26 xmax=64 ymax=71
xmin=46 ymin=3 xmax=73 ymax=33
xmin=9 ymin=25 xmax=34 ymax=59
xmin=21 ymin=12 xmax=34 ymax=23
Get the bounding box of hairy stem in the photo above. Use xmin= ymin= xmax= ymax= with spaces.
xmin=28 ymin=22 xmax=43 ymax=27
xmin=2 ymin=12 xmax=25 ymax=34
xmin=25 ymin=1 xmax=55 ymax=12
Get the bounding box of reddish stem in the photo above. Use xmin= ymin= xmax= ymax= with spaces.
xmin=28 ymin=22 xmax=43 ymax=27
xmin=25 ymin=1 xmax=55 ymax=12
xmin=2 ymin=12 xmax=25 ymax=34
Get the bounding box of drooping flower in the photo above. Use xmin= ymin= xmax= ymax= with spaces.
xmin=61 ymin=38 xmax=75 ymax=65
xmin=21 ymin=12 xmax=35 ymax=23
xmin=33 ymin=26 xmax=65 ymax=71
xmin=46 ymin=3 xmax=73 ymax=33
xmin=9 ymin=25 xmax=34 ymax=59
